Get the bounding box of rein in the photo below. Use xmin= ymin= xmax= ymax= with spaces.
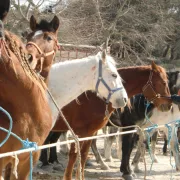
xmin=95 ymin=59 xmax=124 ymax=104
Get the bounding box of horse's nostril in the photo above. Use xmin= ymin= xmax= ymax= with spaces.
xmin=124 ymin=98 xmax=127 ymax=103
xmin=27 ymin=54 xmax=33 ymax=63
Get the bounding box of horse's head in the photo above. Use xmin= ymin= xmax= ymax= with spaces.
xmin=167 ymin=71 xmax=180 ymax=94
xmin=26 ymin=15 xmax=60 ymax=75
xmin=142 ymin=61 xmax=172 ymax=112
xmin=95 ymin=50 xmax=128 ymax=108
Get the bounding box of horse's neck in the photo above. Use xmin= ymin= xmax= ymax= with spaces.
xmin=143 ymin=104 xmax=179 ymax=128
xmin=0 ymin=32 xmax=46 ymax=105
xmin=48 ymin=58 xmax=96 ymax=125
xmin=118 ymin=67 xmax=151 ymax=98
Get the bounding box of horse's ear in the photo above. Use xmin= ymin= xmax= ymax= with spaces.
xmin=151 ymin=61 xmax=158 ymax=72
xmin=30 ymin=15 xmax=37 ymax=31
xmin=50 ymin=16 xmax=60 ymax=32
xmin=102 ymin=50 xmax=106 ymax=63
xmin=21 ymin=31 xmax=28 ymax=38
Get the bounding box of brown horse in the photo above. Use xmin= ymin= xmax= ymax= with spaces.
xmin=26 ymin=15 xmax=60 ymax=83
xmin=0 ymin=7 xmax=53 ymax=180
xmin=46 ymin=63 xmax=171 ymax=180
xmin=24 ymin=14 xmax=172 ymax=180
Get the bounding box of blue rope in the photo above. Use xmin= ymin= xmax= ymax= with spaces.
xmin=0 ymin=107 xmax=13 ymax=147
xmin=144 ymin=101 xmax=153 ymax=125
xmin=144 ymin=101 xmax=157 ymax=173
xmin=0 ymin=106 xmax=37 ymax=180
xmin=145 ymin=124 xmax=158 ymax=173
xmin=21 ymin=139 xmax=37 ymax=180
xmin=165 ymin=121 xmax=180 ymax=180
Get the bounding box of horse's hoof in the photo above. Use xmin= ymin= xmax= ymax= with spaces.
xmin=105 ymin=158 xmax=113 ymax=162
xmin=134 ymin=168 xmax=143 ymax=173
xmin=139 ymin=157 xmax=143 ymax=162
xmin=101 ymin=164 xmax=110 ymax=170
xmin=153 ymin=158 xmax=159 ymax=163
xmin=53 ymin=161 xmax=65 ymax=171
xmin=40 ymin=164 xmax=53 ymax=171
xmin=132 ymin=172 xmax=137 ymax=178
xmin=85 ymin=160 xmax=94 ymax=167
xmin=163 ymin=152 xmax=168 ymax=156
xmin=122 ymin=174 xmax=134 ymax=180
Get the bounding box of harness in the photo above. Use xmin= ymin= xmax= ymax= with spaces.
xmin=95 ymin=59 xmax=124 ymax=104
xmin=142 ymin=70 xmax=171 ymax=105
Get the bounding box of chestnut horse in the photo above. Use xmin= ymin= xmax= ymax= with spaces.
xmin=0 ymin=4 xmax=52 ymax=180
xmin=26 ymin=16 xmax=128 ymax=130
xmin=90 ymin=71 xmax=180 ymax=176
xmin=26 ymin=15 xmax=60 ymax=84
xmin=41 ymin=63 xmax=172 ymax=180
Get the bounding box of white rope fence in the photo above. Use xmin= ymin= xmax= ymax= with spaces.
xmin=0 ymin=123 xmax=175 ymax=159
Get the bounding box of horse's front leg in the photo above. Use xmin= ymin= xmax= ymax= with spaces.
xmin=104 ymin=126 xmax=118 ymax=161
xmin=49 ymin=132 xmax=64 ymax=171
xmin=151 ymin=131 xmax=159 ymax=163
xmin=91 ymin=138 xmax=110 ymax=170
xmin=120 ymin=129 xmax=136 ymax=180
xmin=64 ymin=142 xmax=83 ymax=180
xmin=170 ymin=125 xmax=180 ymax=171
xmin=39 ymin=131 xmax=54 ymax=166
xmin=49 ymin=132 xmax=62 ymax=164
xmin=10 ymin=151 xmax=40 ymax=180
xmin=163 ymin=132 xmax=168 ymax=155
xmin=75 ymin=140 xmax=93 ymax=180
xmin=0 ymin=158 xmax=5 ymax=180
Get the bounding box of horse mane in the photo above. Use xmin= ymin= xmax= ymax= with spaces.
xmin=119 ymin=65 xmax=168 ymax=81
xmin=4 ymin=30 xmax=46 ymax=90
xmin=37 ymin=19 xmax=55 ymax=32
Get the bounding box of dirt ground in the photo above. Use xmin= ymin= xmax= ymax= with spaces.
xmin=33 ymin=135 xmax=180 ymax=180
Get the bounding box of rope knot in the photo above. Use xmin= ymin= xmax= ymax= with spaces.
xmin=146 ymin=124 xmax=158 ymax=134
xmin=22 ymin=138 xmax=38 ymax=150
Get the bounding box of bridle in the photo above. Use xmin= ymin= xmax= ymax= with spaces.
xmin=95 ymin=59 xmax=124 ymax=104
xmin=142 ymin=70 xmax=171 ymax=104
xmin=26 ymin=41 xmax=55 ymax=58
xmin=26 ymin=33 xmax=60 ymax=60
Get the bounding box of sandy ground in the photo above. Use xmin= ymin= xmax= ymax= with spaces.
xmin=33 ymin=135 xmax=180 ymax=180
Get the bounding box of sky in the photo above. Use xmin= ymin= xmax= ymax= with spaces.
xmin=18 ymin=0 xmax=61 ymax=8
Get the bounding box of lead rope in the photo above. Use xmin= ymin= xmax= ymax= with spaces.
xmin=47 ymin=89 xmax=82 ymax=180
xmin=105 ymin=105 xmax=147 ymax=180
xmin=1 ymin=36 xmax=82 ymax=179
xmin=24 ymin=40 xmax=82 ymax=179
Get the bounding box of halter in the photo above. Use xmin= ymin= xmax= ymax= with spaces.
xmin=95 ymin=59 xmax=124 ymax=104
xmin=142 ymin=70 xmax=171 ymax=104
xmin=26 ymin=31 xmax=60 ymax=58
xmin=26 ymin=40 xmax=59 ymax=58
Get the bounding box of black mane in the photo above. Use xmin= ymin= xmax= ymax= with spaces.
xmin=37 ymin=20 xmax=54 ymax=32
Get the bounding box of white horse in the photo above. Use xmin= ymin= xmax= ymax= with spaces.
xmin=47 ymin=51 xmax=128 ymax=127
xmin=132 ymin=104 xmax=180 ymax=172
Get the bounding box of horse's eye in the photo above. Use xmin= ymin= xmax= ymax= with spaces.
xmin=47 ymin=36 xmax=52 ymax=41
xmin=112 ymin=73 xmax=117 ymax=78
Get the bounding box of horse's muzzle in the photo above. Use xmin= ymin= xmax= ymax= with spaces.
xmin=158 ymin=104 xmax=172 ymax=112
xmin=112 ymin=97 xmax=127 ymax=109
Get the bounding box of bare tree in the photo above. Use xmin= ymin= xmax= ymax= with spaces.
xmin=5 ymin=0 xmax=180 ymax=67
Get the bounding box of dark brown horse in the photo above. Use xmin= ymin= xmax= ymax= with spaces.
xmin=42 ymin=63 xmax=172 ymax=180
xmin=0 ymin=2 xmax=53 ymax=179
xmin=26 ymin=15 xmax=60 ymax=83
